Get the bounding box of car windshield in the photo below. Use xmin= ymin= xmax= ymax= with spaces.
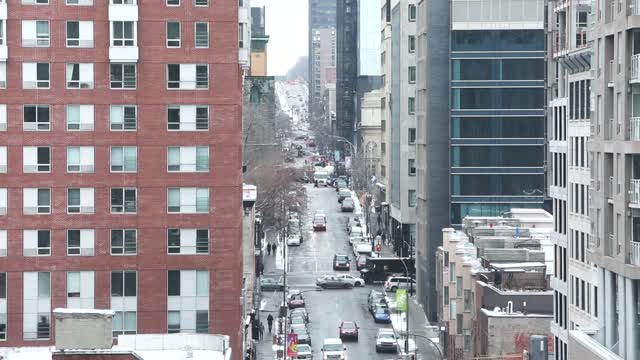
xmin=376 ymin=307 xmax=389 ymax=315
xmin=341 ymin=322 xmax=356 ymax=329
xmin=336 ymin=255 xmax=348 ymax=261
xmin=294 ymin=328 xmax=308 ymax=335
xmin=323 ymin=343 xmax=343 ymax=351
xmin=340 ymin=190 xmax=350 ymax=195
xmin=291 ymin=317 xmax=304 ymax=324
xmin=379 ymin=332 xmax=395 ymax=339
xmin=290 ymin=295 xmax=303 ymax=300
xmin=298 ymin=344 xmax=311 ymax=352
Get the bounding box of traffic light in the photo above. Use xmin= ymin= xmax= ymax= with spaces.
xmin=376 ymin=244 xmax=382 ymax=252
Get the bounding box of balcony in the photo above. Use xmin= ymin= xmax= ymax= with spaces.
xmin=553 ymin=32 xmax=566 ymax=55
xmin=632 ymin=0 xmax=640 ymax=15
xmin=630 ymin=179 xmax=640 ymax=207
xmin=631 ymin=117 xmax=640 ymax=141
xmin=631 ymin=241 xmax=640 ymax=266
xmin=631 ymin=54 xmax=640 ymax=83
xmin=109 ymin=2 xmax=138 ymax=22
xmin=109 ymin=46 xmax=139 ymax=63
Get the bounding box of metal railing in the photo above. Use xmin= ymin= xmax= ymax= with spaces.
xmin=630 ymin=179 xmax=640 ymax=204
xmin=554 ymin=32 xmax=566 ymax=54
xmin=632 ymin=54 xmax=640 ymax=81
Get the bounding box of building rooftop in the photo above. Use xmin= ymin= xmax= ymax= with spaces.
xmin=481 ymin=308 xmax=553 ymax=318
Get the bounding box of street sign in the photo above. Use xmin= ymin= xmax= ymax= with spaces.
xmin=396 ymin=289 xmax=407 ymax=312
xmin=287 ymin=333 xmax=298 ymax=356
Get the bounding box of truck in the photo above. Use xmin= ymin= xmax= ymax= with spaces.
xmin=359 ymin=257 xmax=415 ymax=284
xmin=313 ymin=171 xmax=329 ymax=186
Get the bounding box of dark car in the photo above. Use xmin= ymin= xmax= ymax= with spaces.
xmin=337 ymin=189 xmax=351 ymax=203
xmin=372 ymin=304 xmax=391 ymax=323
xmin=341 ymin=198 xmax=355 ymax=212
xmin=356 ymin=255 xmax=368 ymax=270
xmin=333 ymin=254 xmax=351 ymax=271
xmin=260 ymin=278 xmax=285 ymax=291
xmin=288 ymin=294 xmax=305 ymax=309
xmin=338 ymin=320 xmax=359 ymax=341
xmin=312 ymin=215 xmax=327 ymax=231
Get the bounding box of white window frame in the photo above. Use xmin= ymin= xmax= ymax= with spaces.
xmin=0 ymin=105 xmax=5 ymax=131
xmin=67 ymin=188 xmax=95 ymax=214
xmin=194 ymin=22 xmax=209 ymax=48
xmin=66 ymin=0 xmax=94 ymax=6
xmin=111 ymin=0 xmax=136 ymax=4
xmin=0 ymin=20 xmax=5 ymax=46
xmin=110 ymin=105 xmax=137 ymax=131
xmin=22 ymin=0 xmax=50 ymax=4
xmin=167 ymin=188 xmax=209 ymax=214
xmin=195 ymin=0 xmax=208 ymax=6
xmin=110 ymin=63 xmax=137 ymax=89
xmin=67 ymin=271 xmax=94 ymax=309
xmin=23 ymin=272 xmax=51 ymax=340
xmin=21 ymin=20 xmax=50 ymax=47
xmin=0 ymin=63 xmax=6 ymax=89
xmin=167 ymin=146 xmax=209 ymax=172
xmin=167 ymin=229 xmax=209 ymax=254
xmin=22 ymin=63 xmax=50 ymax=89
xmin=166 ymin=64 xmax=209 ymax=90
xmin=23 ymin=104 xmax=50 ymax=131
xmin=167 ymin=105 xmax=209 ymax=131
xmin=166 ymin=0 xmax=180 ymax=5
xmin=110 ymin=187 xmax=137 ymax=214
xmin=66 ymin=20 xmax=94 ymax=48
xmin=66 ymin=105 xmax=95 ymax=131
xmin=23 ymin=146 xmax=51 ymax=173
xmin=23 ymin=188 xmax=50 ymax=215
xmin=66 ymin=229 xmax=95 ymax=256
xmin=0 ymin=230 xmax=6 ymax=256
xmin=0 ymin=188 xmax=6 ymax=215
xmin=166 ymin=21 xmax=181 ymax=48
xmin=111 ymin=21 xmax=136 ymax=47
xmin=66 ymin=146 xmax=95 ymax=173
xmin=0 ymin=146 xmax=6 ymax=173
xmin=66 ymin=63 xmax=94 ymax=89
xmin=23 ymin=230 xmax=51 ymax=256
xmin=110 ymin=146 xmax=137 ymax=172
xmin=111 ymin=229 xmax=137 ymax=255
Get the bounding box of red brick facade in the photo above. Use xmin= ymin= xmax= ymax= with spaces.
xmin=0 ymin=1 xmax=243 ymax=357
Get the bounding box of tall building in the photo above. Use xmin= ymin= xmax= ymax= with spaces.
xmin=311 ymin=27 xmax=336 ymax=106
xmin=414 ymin=0 xmax=450 ymax=321
xmin=336 ymin=0 xmax=358 ymax=143
xmin=378 ymin=0 xmax=392 ymax=214
xmin=389 ymin=0 xmax=417 ymax=257
xmin=0 ymin=0 xmax=243 ymax=354
xmin=586 ymin=0 xmax=640 ymax=358
xmin=250 ymin=6 xmax=269 ymax=76
xmin=546 ymin=1 xmax=597 ymax=359
xmin=238 ymin=0 xmax=251 ymax=72
xmin=308 ymin=0 xmax=336 ymax=116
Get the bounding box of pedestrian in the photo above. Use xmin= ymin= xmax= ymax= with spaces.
xmin=266 ymin=243 xmax=271 ymax=255
xmin=259 ymin=262 xmax=264 ymax=275
xmin=267 ymin=314 xmax=274 ymax=333
xmin=258 ymin=321 xmax=265 ymax=340
xmin=271 ymin=242 xmax=277 ymax=254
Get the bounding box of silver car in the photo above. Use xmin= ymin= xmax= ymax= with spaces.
xmin=316 ymin=275 xmax=353 ymax=289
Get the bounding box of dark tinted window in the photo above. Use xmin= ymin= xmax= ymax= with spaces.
xmin=452 ymin=30 xmax=544 ymax=51
xmin=452 ymin=88 xmax=544 ymax=109
xmin=452 ymin=117 xmax=544 ymax=138
xmin=452 ymin=146 xmax=544 ymax=167
xmin=451 ymin=175 xmax=545 ymax=195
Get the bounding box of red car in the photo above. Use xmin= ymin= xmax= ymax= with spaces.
xmin=339 ymin=320 xmax=359 ymax=341
xmin=313 ymin=215 xmax=327 ymax=231
xmin=356 ymin=255 xmax=368 ymax=270
xmin=288 ymin=294 xmax=305 ymax=309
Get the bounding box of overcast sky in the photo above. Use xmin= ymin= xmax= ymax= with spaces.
xmin=251 ymin=0 xmax=308 ymax=76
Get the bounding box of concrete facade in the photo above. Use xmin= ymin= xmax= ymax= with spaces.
xmin=0 ymin=1 xmax=244 ymax=355
xmin=357 ymin=89 xmax=382 ymax=180
xmin=379 ymin=0 xmax=392 ymax=205
xmin=308 ymin=0 xmax=336 ymax=116
xmin=311 ymin=28 xmax=336 ymax=104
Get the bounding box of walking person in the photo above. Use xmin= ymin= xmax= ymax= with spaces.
xmin=258 ymin=321 xmax=264 ymax=340
xmin=267 ymin=243 xmax=271 ymax=255
xmin=267 ymin=314 xmax=274 ymax=333
xmin=271 ymin=242 xmax=277 ymax=255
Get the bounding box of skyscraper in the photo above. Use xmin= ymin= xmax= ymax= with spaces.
xmin=308 ymin=0 xmax=336 ymax=117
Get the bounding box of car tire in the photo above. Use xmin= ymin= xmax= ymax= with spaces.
xmin=375 ymin=347 xmax=381 ymax=353
xmin=391 ymin=286 xmax=398 ymax=292
xmin=354 ymin=281 xmax=361 ymax=287
xmin=320 ymin=284 xmax=326 ymax=289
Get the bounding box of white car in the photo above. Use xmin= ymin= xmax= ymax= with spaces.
xmin=287 ymin=235 xmax=301 ymax=246
xmin=353 ymin=243 xmax=373 ymax=257
xmin=383 ymin=276 xmax=416 ymax=292
xmin=349 ymin=225 xmax=363 ymax=236
xmin=335 ymin=273 xmax=365 ymax=287
xmin=321 ymin=338 xmax=347 ymax=359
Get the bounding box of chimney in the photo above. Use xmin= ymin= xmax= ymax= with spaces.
xmin=53 ymin=308 xmax=115 ymax=351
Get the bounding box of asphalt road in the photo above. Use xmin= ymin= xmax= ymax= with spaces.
xmin=285 ymin=184 xmax=396 ymax=359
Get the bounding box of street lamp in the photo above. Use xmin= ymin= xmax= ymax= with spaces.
xmin=405 ymin=333 xmax=444 ymax=360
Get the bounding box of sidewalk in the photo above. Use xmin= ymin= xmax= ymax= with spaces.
xmin=389 ymin=296 xmax=443 ymax=360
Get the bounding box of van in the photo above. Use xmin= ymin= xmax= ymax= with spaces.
xmin=314 ymin=171 xmax=329 ymax=186
xmin=383 ymin=276 xmax=416 ymax=292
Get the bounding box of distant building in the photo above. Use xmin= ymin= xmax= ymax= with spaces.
xmin=311 ymin=27 xmax=336 ymax=112
xmin=336 ymin=0 xmax=359 ymax=144
xmin=250 ymin=7 xmax=269 ymax=76
xmin=308 ymin=0 xmax=337 ymax=116
xmin=239 ymin=0 xmax=252 ymax=72
xmin=357 ymin=89 xmax=382 ymax=186
xmin=243 ymin=76 xmax=280 ymax=174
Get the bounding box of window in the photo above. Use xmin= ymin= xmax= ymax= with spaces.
xmin=111 ymin=229 xmax=137 ymax=255
xmin=167 ymin=22 xmax=180 ymax=47
xmin=67 ymin=0 xmax=94 ymax=5
xmin=408 ymin=97 xmax=416 ymax=114
xmin=450 ymin=262 xmax=456 ymax=282
xmin=110 ymin=146 xmax=137 ymax=172
xmin=238 ymin=23 xmax=245 ymax=48
xmin=66 ymin=21 xmax=94 ymax=47
xmin=0 ymin=20 xmax=5 ymax=46
xmin=66 ymin=63 xmax=94 ymax=89
xmin=408 ymin=4 xmax=417 ymax=21
xmin=22 ymin=0 xmax=49 ymax=4
xmin=167 ymin=271 xmax=209 ymax=333
xmin=0 ymin=147 xmax=6 ymax=173
xmin=112 ymin=0 xmax=137 ymax=3
xmin=23 ymin=105 xmax=50 ymax=131
xmin=167 ymin=146 xmax=209 ymax=172
xmin=111 ymin=271 xmax=137 ymax=297
xmin=408 ymin=66 xmax=416 ymax=83
xmin=111 ymin=21 xmax=135 ymax=46
xmin=167 ymin=105 xmax=209 ymax=130
xmin=66 ymin=105 xmax=94 ymax=131
xmin=113 ymin=311 xmax=137 ymax=336
xmin=195 ymin=22 xmax=209 ymax=48
xmin=67 ymin=272 xmax=80 ymax=298
xmin=22 ymin=20 xmax=50 ymax=47
xmin=408 ymin=159 xmax=416 ymax=176
xmin=167 ymin=64 xmax=209 ymax=89
xmin=22 ymin=63 xmax=50 ymax=89
xmin=111 ymin=188 xmax=137 ymax=213
xmin=167 ymin=0 xmax=179 ymax=5
xmin=67 ymin=146 xmax=95 ymax=173
xmin=67 ymin=229 xmax=95 ymax=256
xmin=67 ymin=188 xmax=95 ymax=214
xmin=0 ymin=272 xmax=5 ymax=339
xmin=408 ymin=128 xmax=416 ymax=144
xmin=66 ymin=271 xmax=95 ymax=309
xmin=110 ymin=105 xmax=137 ymax=130
xmin=443 ymin=286 xmax=449 ymax=305
xmin=167 ymin=188 xmax=209 ymax=213
xmin=23 ymin=230 xmax=51 ymax=256
xmin=0 ymin=231 xmax=6 ymax=256
xmin=408 ymin=35 xmax=415 ymax=52
xmin=0 ymin=63 xmax=5 ymax=88
xmin=23 ymin=272 xmax=51 ymax=340
xmin=23 ymin=188 xmax=50 ymax=214
xmin=23 ymin=146 xmax=51 ymax=173
xmin=408 ymin=190 xmax=417 ymax=207
xmin=195 ymin=0 xmax=208 ymax=5
xmin=110 ymin=63 xmax=136 ymax=89
xmin=168 ymin=229 xmax=209 ymax=254
xmin=464 ymin=289 xmax=471 ymax=311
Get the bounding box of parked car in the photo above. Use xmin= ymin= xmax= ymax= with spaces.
xmin=367 ymin=290 xmax=387 ymax=313
xmin=289 ymin=316 xmax=307 ymax=331
xmin=293 ymin=327 xmax=312 ymax=346
xmin=356 ymin=255 xmax=369 ymax=270
xmin=349 ymin=225 xmax=363 ymax=237
xmin=337 ymin=189 xmax=351 ymax=203
xmin=334 ymin=274 xmax=365 ymax=287
xmin=341 ymin=198 xmax=355 ymax=212
xmin=260 ymin=278 xmax=285 ymax=291
xmin=316 ymin=275 xmax=353 ymax=289
xmin=312 ymin=215 xmax=327 ymax=231
xmin=383 ymin=276 xmax=416 ymax=292
xmin=346 ymin=217 xmax=361 ymax=233
xmin=290 ymin=308 xmax=309 ymax=323
xmin=293 ymin=343 xmax=313 ymax=359
xmin=375 ymin=328 xmax=398 ymax=353
xmin=287 ymin=234 xmax=302 ymax=246
xmin=333 ymin=254 xmax=351 ymax=271
xmin=321 ymin=338 xmax=347 ymax=360
xmin=372 ymin=304 xmax=391 ymax=323
xmin=352 ymin=242 xmax=373 ymax=257
xmin=288 ymin=294 xmax=305 ymax=309
xmin=335 ymin=180 xmax=347 ymax=192
xmin=338 ymin=320 xmax=359 ymax=341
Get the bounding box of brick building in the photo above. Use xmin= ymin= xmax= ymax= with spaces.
xmin=0 ymin=0 xmax=243 ymax=355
